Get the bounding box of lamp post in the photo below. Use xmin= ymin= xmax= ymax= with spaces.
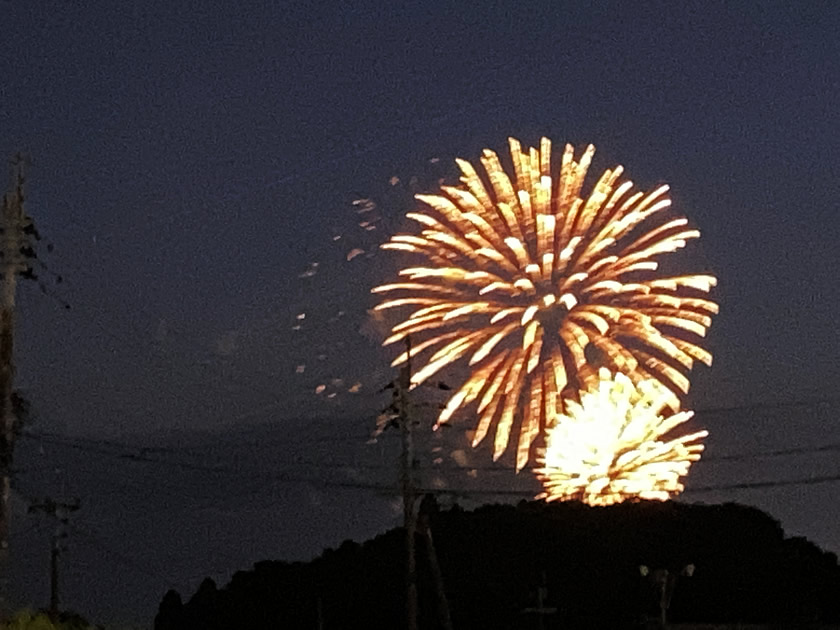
xmin=639 ymin=563 xmax=694 ymax=629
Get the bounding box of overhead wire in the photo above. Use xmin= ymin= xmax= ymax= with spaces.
xmin=14 ymin=372 xmax=840 ymax=519
xmin=683 ymin=474 xmax=840 ymax=494
xmin=20 ymin=388 xmax=840 ymax=461
xmin=16 ymin=400 xmax=840 ymax=502
xmin=23 ymin=427 xmax=839 ymax=478
xmin=23 ymin=389 xmax=839 ymax=450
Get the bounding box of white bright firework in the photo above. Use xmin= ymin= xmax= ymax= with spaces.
xmin=536 ymin=369 xmax=707 ymax=505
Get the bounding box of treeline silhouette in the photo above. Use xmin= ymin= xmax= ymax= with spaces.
xmin=154 ymin=500 xmax=840 ymax=629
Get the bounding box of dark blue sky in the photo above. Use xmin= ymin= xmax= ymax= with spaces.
xmin=2 ymin=1 xmax=840 ymax=626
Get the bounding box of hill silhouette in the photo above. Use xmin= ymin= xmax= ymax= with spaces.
xmin=154 ymin=500 xmax=840 ymax=629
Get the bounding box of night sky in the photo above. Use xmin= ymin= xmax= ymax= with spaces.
xmin=2 ymin=2 xmax=840 ymax=627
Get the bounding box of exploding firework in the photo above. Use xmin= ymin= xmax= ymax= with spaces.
xmin=536 ymin=369 xmax=707 ymax=505
xmin=373 ymin=137 xmax=717 ymax=470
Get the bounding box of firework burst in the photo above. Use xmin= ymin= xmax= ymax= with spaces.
xmin=535 ymin=369 xmax=707 ymax=505
xmin=373 ymin=138 xmax=717 ymax=470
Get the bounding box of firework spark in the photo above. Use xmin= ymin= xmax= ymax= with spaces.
xmin=373 ymin=138 xmax=717 ymax=470
xmin=535 ymin=369 xmax=707 ymax=505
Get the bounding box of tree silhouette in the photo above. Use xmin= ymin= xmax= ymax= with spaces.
xmin=155 ymin=501 xmax=840 ymax=630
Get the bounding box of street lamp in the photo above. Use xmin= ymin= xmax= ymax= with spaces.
xmin=639 ymin=564 xmax=694 ymax=629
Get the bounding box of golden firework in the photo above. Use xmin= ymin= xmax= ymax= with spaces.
xmin=373 ymin=137 xmax=717 ymax=470
xmin=536 ymin=369 xmax=707 ymax=505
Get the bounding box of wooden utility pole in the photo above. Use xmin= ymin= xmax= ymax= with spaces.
xmin=377 ymin=337 xmax=454 ymax=630
xmin=28 ymin=497 xmax=80 ymax=622
xmin=0 ymin=156 xmax=33 ymax=617
xmin=397 ymin=336 xmax=418 ymax=630
xmin=417 ymin=494 xmax=453 ymax=630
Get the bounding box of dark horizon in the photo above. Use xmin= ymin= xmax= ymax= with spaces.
xmin=14 ymin=403 xmax=840 ymax=627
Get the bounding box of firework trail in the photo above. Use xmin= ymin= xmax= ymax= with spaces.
xmin=373 ymin=138 xmax=716 ymax=470
xmin=536 ymin=369 xmax=707 ymax=505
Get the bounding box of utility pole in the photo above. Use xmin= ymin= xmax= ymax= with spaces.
xmin=417 ymin=494 xmax=453 ymax=630
xmin=28 ymin=497 xmax=80 ymax=622
xmin=397 ymin=336 xmax=418 ymax=630
xmin=375 ymin=337 xmax=453 ymax=630
xmin=521 ymin=572 xmax=556 ymax=630
xmin=0 ymin=156 xmax=36 ymax=618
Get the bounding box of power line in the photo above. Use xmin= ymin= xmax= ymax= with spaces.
xmin=16 ymin=426 xmax=838 ymax=476
xmin=323 ymin=473 xmax=840 ymax=499
xmin=693 ymin=395 xmax=840 ymax=417
xmin=701 ymin=442 xmax=840 ymax=463
xmin=20 ymin=428 xmax=835 ymax=483
xmin=19 ymin=424 xmax=398 ymax=464
xmin=17 ymin=429 xmax=840 ymax=504
xmin=16 ymin=388 xmax=840 ymax=509
xmin=23 ymin=388 xmax=839 ymax=455
xmin=683 ymin=474 xmax=840 ymax=494
xmin=19 ymin=409 xmax=840 ymax=476
xmin=18 ymin=430 xmax=384 ymax=497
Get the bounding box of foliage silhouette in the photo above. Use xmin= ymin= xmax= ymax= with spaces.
xmin=155 ymin=500 xmax=840 ymax=629
xmin=1 ymin=609 xmax=97 ymax=630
